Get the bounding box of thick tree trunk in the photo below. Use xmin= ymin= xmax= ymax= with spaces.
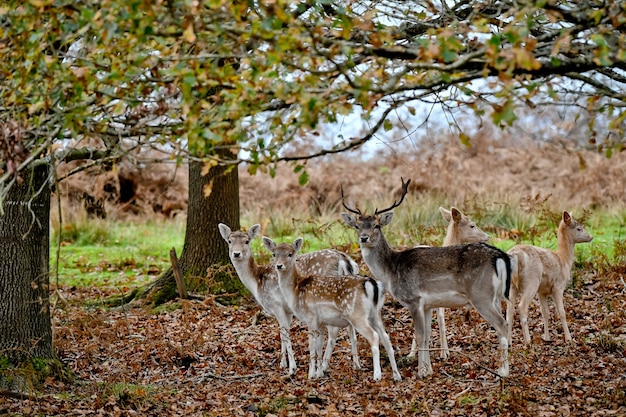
xmin=137 ymin=150 xmax=240 ymax=304
xmin=0 ymin=164 xmax=54 ymax=363
xmin=180 ymin=156 xmax=240 ymax=276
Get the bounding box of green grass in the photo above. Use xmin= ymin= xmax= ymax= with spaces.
xmin=247 ymin=203 xmax=625 ymax=272
xmin=50 ymin=219 xmax=185 ymax=288
xmin=51 ymin=204 xmax=626 ymax=291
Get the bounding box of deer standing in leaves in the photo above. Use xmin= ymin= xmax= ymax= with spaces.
xmin=263 ymin=236 xmax=402 ymax=381
xmin=506 ymin=211 xmax=593 ymax=344
xmin=409 ymin=206 xmax=490 ymax=360
xmin=341 ymin=178 xmax=512 ymax=378
xmin=218 ymin=223 xmax=361 ymax=376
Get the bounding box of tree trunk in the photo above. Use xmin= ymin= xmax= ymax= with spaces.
xmin=180 ymin=156 xmax=240 ymax=276
xmin=0 ymin=164 xmax=54 ymax=363
xmin=138 ymin=149 xmax=240 ymax=304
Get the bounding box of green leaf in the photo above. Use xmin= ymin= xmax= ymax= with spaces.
xmin=459 ymin=132 xmax=471 ymax=147
xmin=298 ymin=169 xmax=309 ymax=185
xmin=441 ymin=49 xmax=456 ymax=63
xmin=492 ymin=99 xmax=518 ymax=126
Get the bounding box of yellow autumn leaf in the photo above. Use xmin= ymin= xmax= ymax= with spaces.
xmin=514 ymin=47 xmax=541 ymax=71
xmin=28 ymin=101 xmax=45 ymax=114
xmin=183 ymin=22 xmax=196 ymax=43
xmin=201 ymin=159 xmax=218 ymax=176
xmin=203 ymin=180 xmax=214 ymax=198
xmin=28 ymin=0 xmax=53 ymax=7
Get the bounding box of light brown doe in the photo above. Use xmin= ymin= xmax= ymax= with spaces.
xmin=263 ymin=236 xmax=402 ymax=382
xmin=506 ymin=211 xmax=593 ymax=344
xmin=218 ymin=223 xmax=361 ymax=375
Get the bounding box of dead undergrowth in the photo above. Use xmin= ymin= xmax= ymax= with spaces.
xmin=55 ymin=135 xmax=626 ymax=223
xmin=2 ymin=263 xmax=624 ymax=416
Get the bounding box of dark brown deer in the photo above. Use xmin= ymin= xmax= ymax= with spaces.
xmin=341 ymin=178 xmax=512 ymax=378
xmin=409 ymin=206 xmax=491 ymax=360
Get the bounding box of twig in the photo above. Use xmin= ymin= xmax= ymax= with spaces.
xmin=0 ymin=390 xmax=38 ymax=400
xmin=417 ymin=347 xmax=505 ymax=379
xmin=170 ymin=247 xmax=188 ymax=299
xmin=452 ymin=386 xmax=472 ymax=399
xmin=446 ymin=348 xmax=505 ymax=379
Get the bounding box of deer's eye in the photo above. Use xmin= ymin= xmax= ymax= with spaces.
xmin=228 ymin=240 xmax=232 ymax=244
xmin=374 ymin=224 xmax=381 ymax=229
xmin=245 ymin=240 xmax=250 ymax=245
xmin=288 ymin=253 xmax=293 ymax=258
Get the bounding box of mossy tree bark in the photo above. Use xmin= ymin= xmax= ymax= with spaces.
xmin=0 ymin=164 xmax=55 ymax=364
xmin=139 ymin=149 xmax=240 ymax=305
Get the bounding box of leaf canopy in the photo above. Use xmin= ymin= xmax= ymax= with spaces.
xmin=1 ymin=0 xmax=625 ymax=185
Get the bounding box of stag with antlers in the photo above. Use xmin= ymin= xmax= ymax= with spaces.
xmin=341 ymin=178 xmax=512 ymax=378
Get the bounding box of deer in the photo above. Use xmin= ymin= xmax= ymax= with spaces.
xmin=341 ymin=178 xmax=512 ymax=378
xmin=506 ymin=211 xmax=593 ymax=344
xmin=218 ymin=223 xmax=361 ymax=376
xmin=409 ymin=206 xmax=490 ymax=361
xmin=263 ymin=236 xmax=402 ymax=382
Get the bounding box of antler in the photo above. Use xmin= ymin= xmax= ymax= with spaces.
xmin=341 ymin=185 xmax=362 ymax=215
xmin=374 ymin=177 xmax=411 ymax=215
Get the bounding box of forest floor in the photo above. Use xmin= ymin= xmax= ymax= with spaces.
xmin=2 ymin=262 xmax=625 ymax=416
xmin=4 ymin=137 xmax=626 ymax=416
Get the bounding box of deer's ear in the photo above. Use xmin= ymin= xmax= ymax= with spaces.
xmin=248 ymin=224 xmax=261 ymax=239
xmin=218 ymin=223 xmax=231 ymax=241
xmin=262 ymin=236 xmax=275 ymax=252
xmin=439 ymin=207 xmax=452 ymax=222
xmin=379 ymin=211 xmax=394 ymax=226
xmin=293 ymin=237 xmax=304 ymax=253
xmin=451 ymin=207 xmax=463 ymax=223
xmin=341 ymin=213 xmax=358 ymax=228
xmin=562 ymin=211 xmax=572 ymax=225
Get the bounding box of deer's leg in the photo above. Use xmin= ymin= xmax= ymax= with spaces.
xmin=506 ymin=284 xmax=518 ymax=344
xmin=346 ymin=325 xmax=362 ymax=370
xmin=353 ymin=322 xmax=382 ymax=381
xmin=411 ymin=307 xmax=433 ymax=378
xmin=473 ymin=301 xmax=510 ymax=378
xmin=517 ymin=279 xmax=541 ymax=344
xmin=370 ymin=314 xmax=402 ymax=381
xmin=307 ymin=329 xmax=322 ymax=379
xmin=536 ymin=292 xmax=553 ymax=342
xmin=409 ymin=334 xmax=418 ymax=359
xmin=276 ymin=311 xmax=296 ymax=375
xmin=321 ymin=326 xmax=340 ymax=373
xmin=551 ymin=289 xmax=572 ymax=342
xmin=436 ymin=307 xmax=450 ymax=360
xmin=424 ymin=307 xmax=433 ymax=358
xmin=279 ymin=329 xmax=287 ymax=369
xmin=314 ymin=330 xmax=326 ymax=378
xmin=279 ymin=326 xmax=296 ymax=375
